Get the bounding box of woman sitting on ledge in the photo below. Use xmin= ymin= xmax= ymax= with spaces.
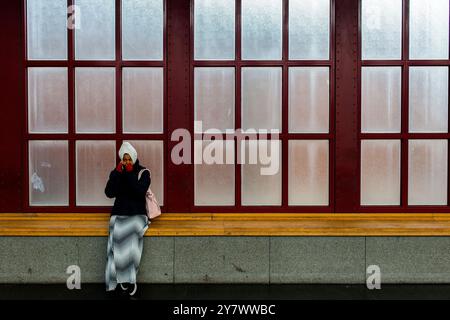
xmin=104 ymin=142 xmax=151 ymax=297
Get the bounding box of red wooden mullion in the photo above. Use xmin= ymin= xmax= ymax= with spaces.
xmin=68 ymin=0 xmax=76 ymax=210
xmin=335 ymin=0 xmax=359 ymax=212
xmin=448 ymin=0 xmax=450 ymax=207
xmin=329 ymin=0 xmax=336 ymax=212
xmin=21 ymin=0 xmax=28 ymax=212
xmin=115 ymin=0 xmax=122 ymax=138
xmin=166 ymin=0 xmax=192 ymax=212
xmin=282 ymin=0 xmax=289 ymax=208
xmin=401 ymin=0 xmax=410 ymax=210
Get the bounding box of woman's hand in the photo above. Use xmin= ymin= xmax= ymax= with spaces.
xmin=116 ymin=159 xmax=133 ymax=173
xmin=116 ymin=161 xmax=125 ymax=173
xmin=125 ymin=163 xmax=133 ymax=172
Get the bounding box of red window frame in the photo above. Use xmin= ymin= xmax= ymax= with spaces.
xmin=357 ymin=0 xmax=450 ymax=213
xmin=22 ymin=0 xmax=168 ymax=213
xmin=189 ymin=0 xmax=336 ymax=213
xmin=7 ymin=0 xmax=448 ymax=214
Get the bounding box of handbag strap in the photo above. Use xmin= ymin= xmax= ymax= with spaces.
xmin=138 ymin=168 xmax=151 ymax=180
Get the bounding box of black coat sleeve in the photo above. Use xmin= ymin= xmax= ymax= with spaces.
xmin=104 ymin=169 xmax=122 ymax=199
xmin=124 ymin=170 xmax=151 ymax=198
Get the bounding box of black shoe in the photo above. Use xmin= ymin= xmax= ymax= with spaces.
xmin=105 ymin=287 xmax=124 ymax=300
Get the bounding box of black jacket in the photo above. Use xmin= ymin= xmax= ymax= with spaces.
xmin=104 ymin=159 xmax=151 ymax=216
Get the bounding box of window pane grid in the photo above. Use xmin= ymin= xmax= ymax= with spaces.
xmin=23 ymin=0 xmax=450 ymax=213
xmin=360 ymin=0 xmax=450 ymax=209
xmin=25 ymin=1 xmax=166 ymax=210
xmin=192 ymin=0 xmax=333 ymax=210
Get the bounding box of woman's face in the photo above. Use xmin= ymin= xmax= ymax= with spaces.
xmin=122 ymin=153 xmax=133 ymax=166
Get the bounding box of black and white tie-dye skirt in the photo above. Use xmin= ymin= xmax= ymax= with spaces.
xmin=105 ymin=214 xmax=149 ymax=291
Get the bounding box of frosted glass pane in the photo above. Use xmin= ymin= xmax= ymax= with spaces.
xmin=289 ymin=0 xmax=330 ymax=60
xmin=195 ymin=68 xmax=235 ymax=132
xmin=194 ymin=141 xmax=235 ymax=206
xmin=194 ymin=0 xmax=235 ymax=60
xmin=122 ymin=0 xmax=163 ymax=60
xmin=289 ymin=67 xmax=329 ymax=133
xmin=123 ymin=68 xmax=163 ymax=133
xmin=361 ymin=140 xmax=401 ymax=205
xmin=27 ymin=0 xmax=67 ymax=60
xmin=76 ymin=140 xmax=115 ymax=206
xmin=241 ymin=140 xmax=282 ymax=206
xmin=408 ymin=140 xmax=448 ymax=205
xmin=410 ymin=0 xmax=449 ymax=59
xmin=288 ymin=140 xmax=329 ymax=206
xmin=29 ymin=141 xmax=68 ymax=206
xmin=242 ymin=0 xmax=282 ymax=60
xmin=28 ymin=68 xmax=68 ymax=133
xmin=409 ymin=67 xmax=448 ymax=133
xmin=242 ymin=68 xmax=282 ymax=131
xmin=75 ymin=0 xmax=115 ymax=60
xmin=362 ymin=67 xmax=401 ymax=133
xmin=76 ymin=68 xmax=115 ymax=133
xmin=361 ymin=0 xmax=402 ymax=60
xmin=126 ymin=140 xmax=164 ymax=205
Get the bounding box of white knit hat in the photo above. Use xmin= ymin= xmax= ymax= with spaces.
xmin=118 ymin=142 xmax=137 ymax=164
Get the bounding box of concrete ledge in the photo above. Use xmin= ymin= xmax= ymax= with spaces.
xmin=2 ymin=236 xmax=450 ymax=284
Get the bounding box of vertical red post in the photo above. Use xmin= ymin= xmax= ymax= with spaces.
xmin=166 ymin=0 xmax=192 ymax=212
xmin=334 ymin=0 xmax=359 ymax=212
xmin=0 ymin=1 xmax=23 ymax=212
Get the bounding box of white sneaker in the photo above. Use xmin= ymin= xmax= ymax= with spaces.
xmin=129 ymin=283 xmax=137 ymax=296
xmin=120 ymin=283 xmax=128 ymax=291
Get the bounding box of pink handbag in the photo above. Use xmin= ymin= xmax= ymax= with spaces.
xmin=138 ymin=169 xmax=162 ymax=220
